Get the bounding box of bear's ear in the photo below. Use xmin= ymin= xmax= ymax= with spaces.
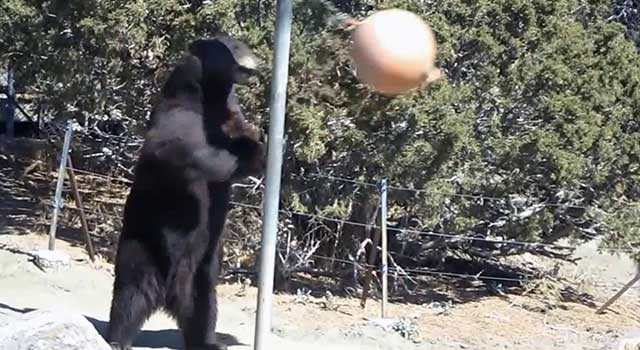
xmin=160 ymin=54 xmax=203 ymax=99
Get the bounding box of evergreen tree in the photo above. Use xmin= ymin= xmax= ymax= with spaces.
xmin=1 ymin=0 xmax=638 ymax=265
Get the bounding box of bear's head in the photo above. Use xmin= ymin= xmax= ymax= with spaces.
xmin=187 ymin=34 xmax=265 ymax=178
xmin=187 ymin=34 xmax=261 ymax=99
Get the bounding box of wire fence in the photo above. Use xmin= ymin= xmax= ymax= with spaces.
xmin=221 ymin=236 xmax=531 ymax=284
xmin=294 ymin=172 xmax=606 ymax=210
xmin=51 ymin=165 xmax=640 ymax=255
xmin=39 ymin=164 xmax=640 ymax=292
xmin=220 ymin=236 xmax=638 ymax=291
xmin=228 ymin=200 xmax=638 ymax=253
xmin=54 ymin=155 xmax=637 ymax=212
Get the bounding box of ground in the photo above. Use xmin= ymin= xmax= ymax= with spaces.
xmin=0 ymin=232 xmax=638 ymax=350
xmin=0 ymin=153 xmax=639 ymax=349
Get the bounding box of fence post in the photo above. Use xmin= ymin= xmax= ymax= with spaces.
xmin=596 ymin=272 xmax=640 ymax=314
xmin=48 ymin=120 xmax=74 ymax=251
xmin=359 ymin=202 xmax=381 ymax=308
xmin=66 ymin=157 xmax=96 ymax=261
xmin=379 ymin=178 xmax=389 ymax=318
xmin=5 ymin=64 xmax=15 ymax=138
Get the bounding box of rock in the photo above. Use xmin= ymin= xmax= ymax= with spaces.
xmin=617 ymin=329 xmax=640 ymax=350
xmin=619 ymin=338 xmax=640 ymax=350
xmin=367 ymin=318 xmax=399 ymax=330
xmin=0 ymin=308 xmax=20 ymax=329
xmin=30 ymin=249 xmax=70 ymax=271
xmin=0 ymin=308 xmax=111 ymax=350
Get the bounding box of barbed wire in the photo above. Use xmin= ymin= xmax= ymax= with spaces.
xmin=307 ymin=256 xmax=526 ymax=283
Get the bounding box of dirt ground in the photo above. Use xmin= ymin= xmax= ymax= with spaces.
xmin=1 ymin=156 xmax=639 ymax=349
xmin=0 ymin=232 xmax=638 ymax=350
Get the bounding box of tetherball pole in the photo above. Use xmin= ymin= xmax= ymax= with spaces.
xmin=253 ymin=0 xmax=293 ymax=349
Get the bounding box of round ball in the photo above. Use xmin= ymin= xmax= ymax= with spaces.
xmin=350 ymin=9 xmax=439 ymax=95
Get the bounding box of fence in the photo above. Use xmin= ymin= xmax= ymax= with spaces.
xmin=35 ymin=121 xmax=640 ymax=319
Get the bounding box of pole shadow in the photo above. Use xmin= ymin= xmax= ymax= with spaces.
xmin=0 ymin=303 xmax=36 ymax=314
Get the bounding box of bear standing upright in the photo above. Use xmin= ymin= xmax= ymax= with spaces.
xmin=179 ymin=36 xmax=265 ymax=349
xmin=107 ymin=36 xmax=265 ymax=350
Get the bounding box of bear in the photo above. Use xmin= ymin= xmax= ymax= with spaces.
xmin=177 ymin=36 xmax=264 ymax=350
xmin=107 ymin=35 xmax=264 ymax=350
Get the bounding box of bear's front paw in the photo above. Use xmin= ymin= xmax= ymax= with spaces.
xmin=229 ymin=138 xmax=265 ymax=178
xmin=248 ymin=141 xmax=266 ymax=175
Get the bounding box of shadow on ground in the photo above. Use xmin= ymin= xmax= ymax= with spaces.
xmin=0 ymin=303 xmax=244 ymax=350
xmin=0 ymin=165 xmax=44 ymax=236
xmin=87 ymin=317 xmax=246 ymax=349
xmin=0 ymin=302 xmax=36 ymax=314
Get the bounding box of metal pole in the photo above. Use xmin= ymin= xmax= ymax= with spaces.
xmin=48 ymin=120 xmax=74 ymax=250
xmin=360 ymin=203 xmax=381 ymax=308
xmin=6 ymin=64 xmax=15 ymax=138
xmin=379 ymin=179 xmax=388 ymax=318
xmin=254 ymin=0 xmax=293 ymax=349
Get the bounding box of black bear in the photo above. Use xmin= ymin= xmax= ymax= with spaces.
xmin=180 ymin=35 xmax=264 ymax=350
xmin=107 ymin=35 xmax=264 ymax=350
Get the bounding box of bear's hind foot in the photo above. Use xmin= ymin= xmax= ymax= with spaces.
xmin=186 ymin=343 xmax=228 ymax=350
xmin=109 ymin=342 xmax=132 ymax=350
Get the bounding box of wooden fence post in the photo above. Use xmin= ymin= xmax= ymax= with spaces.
xmin=596 ymin=272 xmax=640 ymax=314
xmin=66 ymin=157 xmax=95 ymax=262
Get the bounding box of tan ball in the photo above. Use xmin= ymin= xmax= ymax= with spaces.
xmin=350 ymin=9 xmax=440 ymax=95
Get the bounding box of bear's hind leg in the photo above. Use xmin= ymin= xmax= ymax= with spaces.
xmin=177 ymin=247 xmax=224 ymax=350
xmin=107 ymin=241 xmax=163 ymax=349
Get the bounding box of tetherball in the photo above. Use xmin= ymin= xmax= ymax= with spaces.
xmin=349 ymin=9 xmax=440 ymax=95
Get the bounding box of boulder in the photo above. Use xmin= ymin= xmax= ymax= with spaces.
xmin=619 ymin=337 xmax=640 ymax=350
xmin=0 ymin=308 xmax=110 ymax=350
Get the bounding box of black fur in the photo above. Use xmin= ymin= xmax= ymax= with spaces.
xmin=107 ymin=38 xmax=264 ymax=350
xmin=184 ymin=38 xmax=264 ymax=350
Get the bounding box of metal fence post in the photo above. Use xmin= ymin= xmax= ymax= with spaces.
xmin=379 ymin=178 xmax=389 ymax=318
xmin=254 ymin=0 xmax=293 ymax=349
xmin=48 ymin=120 xmax=74 ymax=250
